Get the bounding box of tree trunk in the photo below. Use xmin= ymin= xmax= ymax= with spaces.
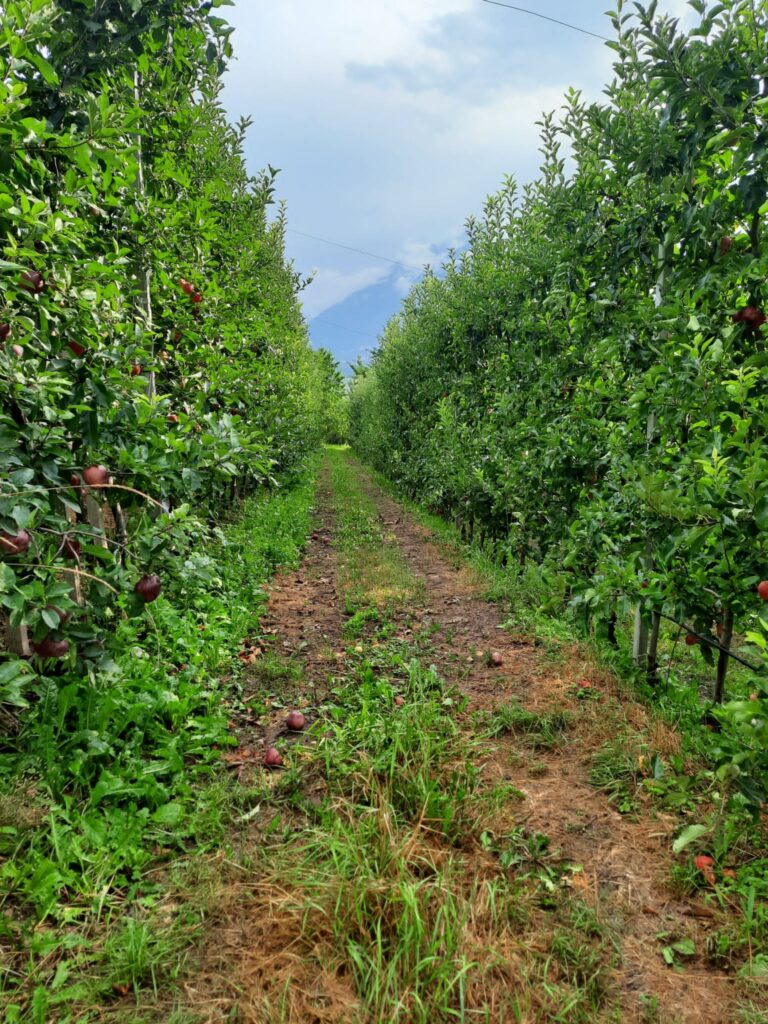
xmin=714 ymin=606 xmax=734 ymax=704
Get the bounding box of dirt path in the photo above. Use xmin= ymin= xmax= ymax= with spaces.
xmin=198 ymin=452 xmax=741 ymax=1024
xmin=353 ymin=468 xmax=738 ymax=1022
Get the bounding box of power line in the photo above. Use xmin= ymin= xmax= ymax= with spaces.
xmin=310 ymin=316 xmax=375 ymax=339
xmin=478 ymin=0 xmax=610 ymax=41
xmin=287 ymin=228 xmax=424 ymax=271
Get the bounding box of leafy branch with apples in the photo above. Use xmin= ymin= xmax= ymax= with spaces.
xmin=350 ymin=0 xmax=768 ymax=821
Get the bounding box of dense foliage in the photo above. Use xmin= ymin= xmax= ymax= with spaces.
xmin=0 ymin=0 xmax=333 ymax=697
xmin=350 ymin=0 xmax=768 ymax=802
xmin=0 ymin=0 xmax=334 ymax=923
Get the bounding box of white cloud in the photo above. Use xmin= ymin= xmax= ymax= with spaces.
xmin=300 ymin=264 xmax=391 ymax=319
xmin=222 ymin=1 xmax=699 ymax=336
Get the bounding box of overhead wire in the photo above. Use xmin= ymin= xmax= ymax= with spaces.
xmin=287 ymin=229 xmax=425 ymax=272
xmin=478 ymin=0 xmax=610 ymax=41
xmin=310 ymin=317 xmax=375 ymax=339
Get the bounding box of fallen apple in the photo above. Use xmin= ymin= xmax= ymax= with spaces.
xmin=264 ymin=746 xmax=283 ymax=768
xmin=286 ymin=710 xmax=306 ymax=731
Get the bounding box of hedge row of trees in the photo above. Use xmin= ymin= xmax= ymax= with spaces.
xmin=350 ymin=0 xmax=768 ymax=782
xmin=1 ymin=0 xmax=338 ymax=676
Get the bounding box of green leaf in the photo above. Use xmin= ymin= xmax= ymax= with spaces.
xmin=152 ymin=802 xmax=183 ymax=826
xmin=28 ymin=52 xmax=60 ymax=86
xmin=672 ymin=824 xmax=709 ymax=854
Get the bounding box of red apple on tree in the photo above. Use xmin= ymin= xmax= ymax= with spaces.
xmin=61 ymin=534 xmax=81 ymax=561
xmin=83 ymin=465 xmax=110 ymax=486
xmin=167 ymin=413 xmax=179 ymax=424
xmin=733 ymin=306 xmax=766 ymax=333
xmin=135 ymin=574 xmax=162 ymax=603
xmin=757 ymin=580 xmax=768 ymax=601
xmin=130 ymin=363 xmax=141 ymax=377
xmin=11 ymin=344 xmax=23 ymax=359
xmin=179 ymin=278 xmax=195 ymax=295
xmin=44 ymin=605 xmax=71 ymax=626
xmin=20 ymin=270 xmax=44 ymax=294
xmin=32 ymin=636 xmax=70 ymax=659
xmin=719 ymin=236 xmax=733 ymax=256
xmin=68 ymin=341 xmax=85 ymax=357
xmin=0 ymin=529 xmax=31 ymax=555
xmin=685 ymin=633 xmax=699 ymax=647
xmin=0 ymin=323 xmax=10 ymax=341
xmin=191 ymin=292 xmax=202 ymax=304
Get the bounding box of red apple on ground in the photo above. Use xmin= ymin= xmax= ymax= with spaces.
xmin=0 ymin=529 xmax=31 ymax=555
xmin=264 ymin=747 xmax=283 ymax=768
xmin=20 ymin=270 xmax=44 ymax=294
xmin=286 ymin=710 xmax=306 ymax=731
xmin=394 ymin=695 xmax=405 ymax=707
xmin=83 ymin=465 xmax=110 ymax=486
xmin=489 ymin=651 xmax=504 ymax=666
xmin=694 ymin=854 xmax=714 ymax=870
xmin=32 ymin=636 xmax=69 ymax=658
xmin=135 ymin=574 xmax=162 ymax=603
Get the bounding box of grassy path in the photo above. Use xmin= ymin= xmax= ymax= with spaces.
xmin=186 ymin=448 xmax=748 ymax=1024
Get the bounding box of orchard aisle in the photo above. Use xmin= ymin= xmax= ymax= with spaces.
xmin=191 ymin=448 xmax=741 ymax=1024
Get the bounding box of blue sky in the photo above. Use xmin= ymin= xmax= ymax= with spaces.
xmin=221 ymin=1 xmax=690 ymax=372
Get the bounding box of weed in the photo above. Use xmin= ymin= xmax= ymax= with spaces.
xmin=483 ymin=702 xmax=570 ymax=750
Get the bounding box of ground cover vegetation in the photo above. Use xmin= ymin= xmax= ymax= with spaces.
xmin=350 ymin=0 xmax=768 ymax=830
xmin=0 ymin=0 xmax=344 ymax=1015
